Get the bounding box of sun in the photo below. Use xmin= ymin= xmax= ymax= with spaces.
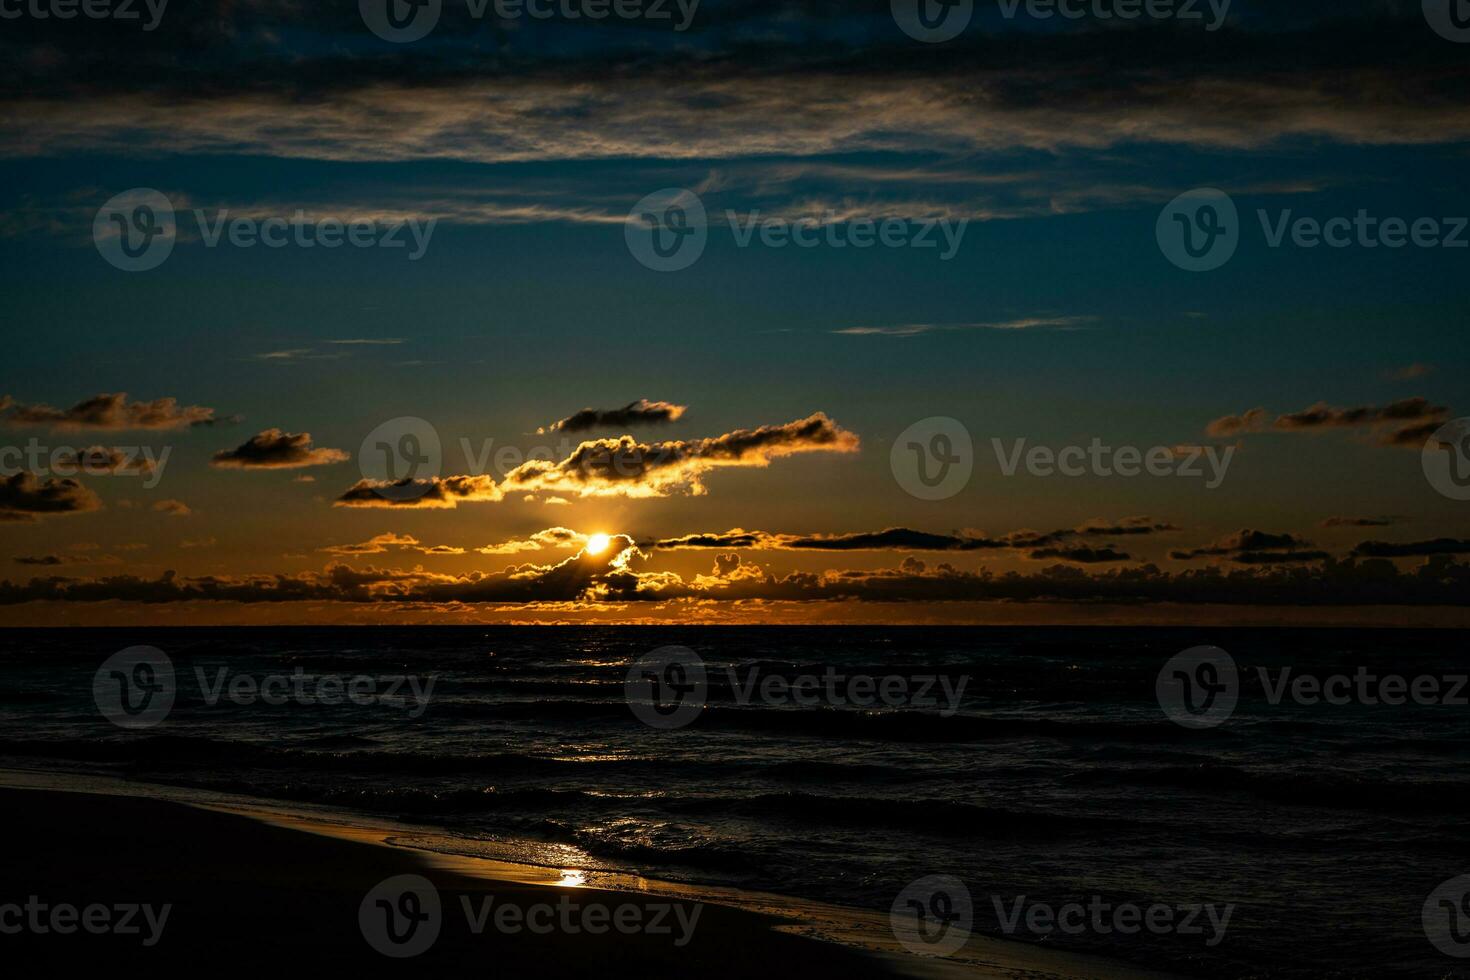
xmin=585 ymin=533 xmax=611 ymax=555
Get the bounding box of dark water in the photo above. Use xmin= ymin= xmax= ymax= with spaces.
xmin=2 ymin=626 xmax=1468 ymax=978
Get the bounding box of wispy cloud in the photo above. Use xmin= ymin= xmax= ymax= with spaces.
xmin=833 ymin=316 xmax=1097 ymax=337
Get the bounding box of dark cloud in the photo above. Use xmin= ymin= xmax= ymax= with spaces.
xmin=1207 ymin=398 xmax=1449 ymax=446
xmin=321 ymin=532 xmax=466 ymax=556
xmin=1351 ymin=539 xmax=1470 ymax=558
xmin=7 ymin=552 xmax=1470 ymax=608
xmin=13 ymin=553 xmax=119 ymax=566
xmin=152 ymin=499 xmax=191 ymax=516
xmin=1074 ymin=517 xmax=1178 ymax=536
xmin=1027 ymin=547 xmax=1133 ymax=564
xmin=652 ymin=518 xmax=1174 ymax=552
xmin=539 ymin=399 xmax=687 ymax=434
xmin=211 ymin=429 xmax=350 ymax=469
xmin=0 ymin=472 xmax=101 ymax=522
xmin=1321 ymin=516 xmax=1399 ymax=528
xmin=335 ymin=474 xmax=504 ymax=509
xmin=4 ymin=7 xmax=1467 ymax=167
xmin=335 ymin=413 xmax=856 ymax=507
xmin=1273 ymin=397 xmax=1446 ymax=430
xmin=53 ymin=447 xmax=154 ymax=474
xmin=1 ymin=393 xmax=217 ymax=431
xmin=1171 ymin=529 xmax=1322 ymax=563
xmin=502 ymin=412 xmax=859 ymax=498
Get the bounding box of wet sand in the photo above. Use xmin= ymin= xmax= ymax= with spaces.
xmin=0 ymin=778 xmax=1187 ymax=979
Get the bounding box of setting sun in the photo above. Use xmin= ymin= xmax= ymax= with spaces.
xmin=585 ymin=533 xmax=611 ymax=555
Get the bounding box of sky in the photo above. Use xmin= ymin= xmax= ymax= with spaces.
xmin=1 ymin=0 xmax=1468 ymax=625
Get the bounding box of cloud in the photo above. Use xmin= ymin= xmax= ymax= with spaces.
xmin=7 ymin=11 xmax=1470 ymax=167
xmin=152 ymin=499 xmax=191 ymax=516
xmin=1027 ymin=547 xmax=1133 ymax=563
xmin=334 ymin=474 xmax=504 ymax=509
xmin=0 ymin=472 xmax=101 ymax=522
xmin=13 ymin=553 xmax=120 ymax=566
xmin=477 ymin=527 xmax=586 ymax=554
xmin=1171 ymin=529 xmax=1327 ymax=564
xmin=320 ymin=532 xmax=466 ymax=556
xmin=1273 ymin=397 xmax=1446 ymax=432
xmin=11 ymin=551 xmax=1470 ymax=609
xmin=180 ymin=537 xmax=216 ymax=549
xmin=52 ymin=447 xmax=154 ymax=474
xmin=1350 ymin=539 xmax=1470 ymax=558
xmin=211 ymin=429 xmax=350 ymax=469
xmin=501 ymin=412 xmax=859 ymax=499
xmin=320 ymin=532 xmax=422 ymax=556
xmin=1074 ymin=517 xmax=1179 ymax=536
xmin=833 ymin=316 xmax=1096 ymax=337
xmin=1321 ymin=516 xmax=1400 ymax=528
xmin=651 ymin=518 xmax=1174 ymax=553
xmin=1205 ymin=408 xmax=1269 ymax=438
xmin=347 ymin=414 xmax=859 ymax=508
xmin=539 ymin=399 xmax=688 ymax=434
xmin=1206 ymin=398 xmax=1449 ymax=446
xmin=1 ymin=393 xmax=217 ymax=430
xmin=252 ymin=349 xmax=349 ymax=362
xmin=1389 ymin=363 xmax=1434 ymax=381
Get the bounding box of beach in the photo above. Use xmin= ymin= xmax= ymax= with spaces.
xmin=0 ymin=777 xmax=1188 ymax=979
xmin=1 ymin=785 xmax=896 ymax=975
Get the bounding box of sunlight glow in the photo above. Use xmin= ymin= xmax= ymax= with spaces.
xmin=585 ymin=533 xmax=611 ymax=555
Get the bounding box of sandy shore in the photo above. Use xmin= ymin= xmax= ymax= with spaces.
xmin=0 ymin=776 xmax=1187 ymax=978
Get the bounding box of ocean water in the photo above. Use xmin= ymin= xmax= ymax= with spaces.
xmin=2 ymin=626 xmax=1468 ymax=978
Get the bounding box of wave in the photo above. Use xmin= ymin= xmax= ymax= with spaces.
xmin=1064 ymin=763 xmax=1470 ymax=812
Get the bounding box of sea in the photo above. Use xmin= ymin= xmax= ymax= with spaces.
xmin=2 ymin=626 xmax=1467 ymax=979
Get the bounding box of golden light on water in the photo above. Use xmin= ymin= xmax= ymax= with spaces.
xmin=558 ymin=869 xmax=587 ymax=888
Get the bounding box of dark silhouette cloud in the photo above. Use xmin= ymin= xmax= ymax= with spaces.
xmin=0 ymin=472 xmax=101 ymax=522
xmin=1027 ymin=547 xmax=1132 ymax=564
xmin=1207 ymin=398 xmax=1449 ymax=446
xmin=335 ymin=475 xmax=503 ymax=509
xmin=1351 ymin=539 xmax=1470 ymax=558
xmin=539 ymin=399 xmax=687 ymax=434
xmin=1171 ymin=529 xmax=1322 ymax=563
xmin=1 ymin=393 xmax=217 ymax=430
xmin=211 ymin=429 xmax=350 ymax=469
xmin=6 ymin=553 xmax=1470 ymax=608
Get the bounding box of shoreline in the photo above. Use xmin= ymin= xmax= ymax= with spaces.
xmin=0 ymin=768 xmax=1187 ymax=979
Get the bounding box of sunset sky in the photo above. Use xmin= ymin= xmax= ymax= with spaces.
xmin=1 ymin=0 xmax=1468 ymax=624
